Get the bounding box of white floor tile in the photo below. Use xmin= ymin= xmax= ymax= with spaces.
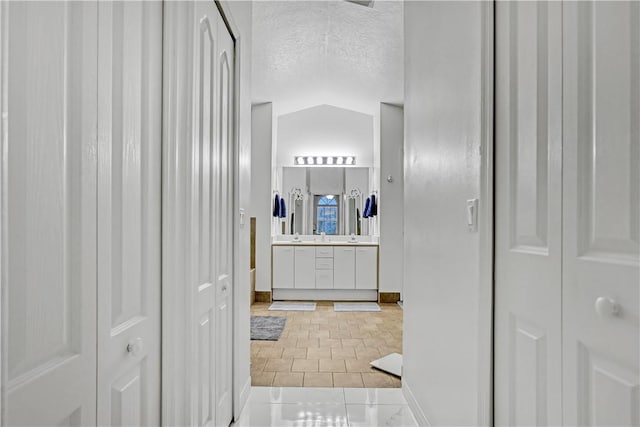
xmin=248 ymin=387 xmax=346 ymax=405
xmin=343 ymin=388 xmax=407 ymax=406
xmin=346 ymin=404 xmax=418 ymax=427
xmin=235 ymin=403 xmax=348 ymax=427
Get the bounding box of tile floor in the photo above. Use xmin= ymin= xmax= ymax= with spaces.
xmin=250 ymin=302 xmax=403 ymax=388
xmin=233 ymin=387 xmax=418 ymax=427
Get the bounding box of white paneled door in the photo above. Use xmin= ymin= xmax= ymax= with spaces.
xmin=2 ymin=2 xmax=99 ymax=426
xmin=97 ymin=2 xmax=162 ymax=426
xmin=562 ymin=2 xmax=640 ymax=425
xmin=494 ymin=2 xmax=563 ymax=425
xmin=496 ymin=1 xmax=640 ymax=425
xmin=191 ymin=3 xmax=234 ymax=426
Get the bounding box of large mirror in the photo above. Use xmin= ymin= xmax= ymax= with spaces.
xmin=281 ymin=167 xmax=370 ymax=235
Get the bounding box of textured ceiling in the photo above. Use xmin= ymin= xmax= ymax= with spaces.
xmin=252 ymin=0 xmax=404 ymax=116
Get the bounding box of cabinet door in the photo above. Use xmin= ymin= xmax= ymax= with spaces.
xmin=334 ymin=247 xmax=356 ymax=289
xmin=294 ymin=247 xmax=316 ymax=289
xmin=315 ymin=270 xmax=334 ymax=289
xmin=273 ymin=247 xmax=294 ymax=289
xmin=355 ymin=247 xmax=378 ymax=290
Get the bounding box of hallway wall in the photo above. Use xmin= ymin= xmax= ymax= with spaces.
xmin=403 ymin=2 xmax=489 ymax=425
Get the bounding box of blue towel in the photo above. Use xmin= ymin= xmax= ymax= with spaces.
xmin=279 ymin=198 xmax=286 ymax=218
xmin=363 ymin=197 xmax=371 ymax=218
xmin=370 ymin=195 xmax=377 ymax=217
xmin=273 ymin=194 xmax=280 ymax=218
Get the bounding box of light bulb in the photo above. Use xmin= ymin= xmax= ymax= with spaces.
xmin=296 ymin=157 xmax=305 ymax=165
xmin=307 ymin=156 xmax=314 ymax=165
xmin=316 ymin=156 xmax=323 ymax=165
xmin=336 ymin=157 xmax=344 ymax=165
xmin=346 ymin=157 xmax=354 ymax=165
xmin=326 ymin=157 xmax=334 ymax=165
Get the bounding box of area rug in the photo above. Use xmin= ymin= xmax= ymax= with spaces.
xmin=250 ymin=316 xmax=287 ymax=341
xmin=333 ymin=302 xmax=381 ymax=312
xmin=268 ymin=301 xmax=317 ymax=311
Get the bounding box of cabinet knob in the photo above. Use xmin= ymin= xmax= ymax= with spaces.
xmin=127 ymin=337 xmax=144 ymax=357
xmin=595 ymin=297 xmax=620 ymax=318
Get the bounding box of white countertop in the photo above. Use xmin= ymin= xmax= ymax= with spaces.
xmin=271 ymin=240 xmax=378 ymax=246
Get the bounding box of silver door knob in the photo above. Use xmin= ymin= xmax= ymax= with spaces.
xmin=595 ymin=297 xmax=620 ymax=318
xmin=222 ymin=285 xmax=228 ymax=292
xmin=127 ymin=337 xmax=144 ymax=357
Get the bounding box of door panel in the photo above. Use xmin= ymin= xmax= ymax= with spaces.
xmin=97 ymin=2 xmax=162 ymax=425
xmin=563 ymin=2 xmax=640 ymax=425
xmin=494 ymin=2 xmax=563 ymax=425
xmin=2 ymin=2 xmax=98 ymax=425
xmin=355 ymin=247 xmax=377 ymax=290
xmin=215 ymin=19 xmax=234 ymax=426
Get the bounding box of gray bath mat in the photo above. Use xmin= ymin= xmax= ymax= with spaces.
xmin=250 ymin=316 xmax=287 ymax=341
xmin=268 ymin=301 xmax=317 ymax=311
xmin=334 ymin=302 xmax=381 ymax=312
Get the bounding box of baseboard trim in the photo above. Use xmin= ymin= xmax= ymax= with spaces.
xmin=254 ymin=291 xmax=271 ymax=303
xmin=403 ymin=380 xmax=431 ymax=427
xmin=379 ymin=292 xmax=401 ymax=303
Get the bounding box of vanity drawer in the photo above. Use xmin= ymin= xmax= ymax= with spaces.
xmin=315 ymin=258 xmax=334 ymax=270
xmin=315 ymin=247 xmax=334 ymax=258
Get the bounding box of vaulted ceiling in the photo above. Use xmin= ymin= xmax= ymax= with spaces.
xmin=252 ymin=0 xmax=404 ymax=116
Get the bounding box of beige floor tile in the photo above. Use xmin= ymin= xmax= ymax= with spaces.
xmin=264 ymin=358 xmax=293 ymax=372
xmin=331 ymin=347 xmax=356 ymax=360
xmin=345 ymin=359 xmax=376 ymax=373
xmin=318 ymin=338 xmax=343 ymax=348
xmin=251 ymin=357 xmax=268 ymax=372
xmin=341 ymin=338 xmax=364 ymax=348
xmin=333 ymin=373 xmax=364 ymax=388
xmin=329 ymin=330 xmax=351 ymax=339
xmin=306 ymin=348 xmax=332 ymax=360
xmin=303 ymin=373 xmax=333 ymax=387
xmin=296 ymin=338 xmax=320 ymax=348
xmin=272 ymin=372 xmax=304 ymax=387
xmin=252 ymin=371 xmax=275 ymax=386
xmin=282 ymin=347 xmax=307 ymax=359
xmin=291 ymin=359 xmax=319 ymax=372
xmin=308 ymin=330 xmax=331 ymax=339
xmin=355 ymin=347 xmax=381 ymax=360
xmin=318 ymin=359 xmax=346 ymax=373
xmin=361 ymin=372 xmax=396 ymax=388
xmin=257 ymin=348 xmax=284 ymax=359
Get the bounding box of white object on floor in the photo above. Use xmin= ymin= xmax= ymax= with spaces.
xmin=234 ymin=387 xmax=418 ymax=427
xmin=333 ymin=302 xmax=381 ymax=312
xmin=370 ymin=352 xmax=403 ymax=377
xmin=268 ymin=301 xmax=317 ymax=311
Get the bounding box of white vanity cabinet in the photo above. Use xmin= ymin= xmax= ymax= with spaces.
xmin=334 ymin=247 xmax=356 ymax=289
xmin=355 ymin=247 xmax=378 ymax=289
xmin=273 ymin=246 xmax=294 ymax=288
xmin=294 ymin=247 xmax=316 ymax=289
xmin=272 ymin=244 xmax=378 ymax=298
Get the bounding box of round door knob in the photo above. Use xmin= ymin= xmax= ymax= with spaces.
xmin=127 ymin=337 xmax=144 ymax=357
xmin=595 ymin=297 xmax=620 ymax=318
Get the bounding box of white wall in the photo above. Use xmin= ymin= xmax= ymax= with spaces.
xmin=251 ymin=103 xmax=274 ymax=293
xmin=379 ymin=104 xmax=404 ymax=296
xmin=276 ymin=105 xmax=374 ymax=167
xmin=221 ymin=0 xmax=253 ymax=419
xmin=403 ymin=2 xmax=491 ymax=425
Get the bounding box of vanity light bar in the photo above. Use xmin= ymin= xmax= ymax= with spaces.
xmin=294 ymin=156 xmax=356 ymax=166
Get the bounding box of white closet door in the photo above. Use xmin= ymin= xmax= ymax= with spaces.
xmin=494 ymin=2 xmax=563 ymax=425
xmin=191 ymin=3 xmax=219 ymax=426
xmin=96 ymin=2 xmax=162 ymax=426
xmin=2 ymin=2 xmax=98 ymax=425
xmin=562 ymin=2 xmax=640 ymax=425
xmin=215 ymin=14 xmax=235 ymax=427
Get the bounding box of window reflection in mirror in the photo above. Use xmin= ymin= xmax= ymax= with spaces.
xmin=314 ymin=195 xmax=339 ymax=235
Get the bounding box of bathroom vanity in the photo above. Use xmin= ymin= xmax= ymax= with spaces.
xmin=271 ymin=238 xmax=379 ymax=301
